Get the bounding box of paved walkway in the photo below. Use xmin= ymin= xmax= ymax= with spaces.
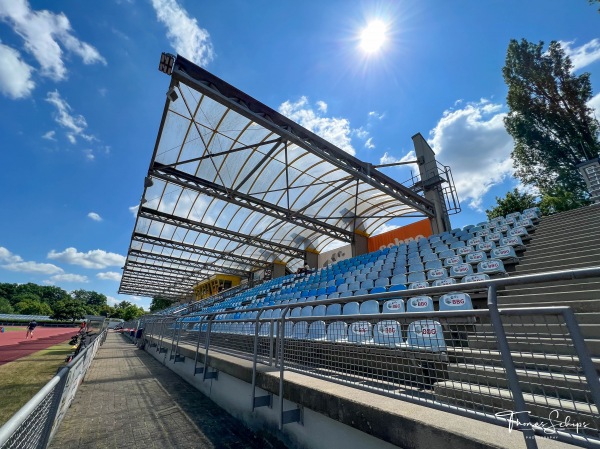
xmin=49 ymin=333 xmax=287 ymax=449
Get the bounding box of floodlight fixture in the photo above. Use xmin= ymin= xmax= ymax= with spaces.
xmin=166 ymin=87 xmax=178 ymax=102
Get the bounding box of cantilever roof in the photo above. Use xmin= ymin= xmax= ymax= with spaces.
xmin=118 ymin=54 xmax=435 ymax=300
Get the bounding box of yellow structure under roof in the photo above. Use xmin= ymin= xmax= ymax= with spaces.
xmin=193 ymin=275 xmax=241 ymax=301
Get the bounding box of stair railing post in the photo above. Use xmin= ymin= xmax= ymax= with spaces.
xmin=487 ymin=284 xmax=538 ymax=449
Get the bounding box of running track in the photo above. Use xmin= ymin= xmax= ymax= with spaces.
xmin=0 ymin=327 xmax=79 ymax=366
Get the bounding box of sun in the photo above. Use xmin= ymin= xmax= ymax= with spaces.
xmin=359 ymin=20 xmax=388 ymax=54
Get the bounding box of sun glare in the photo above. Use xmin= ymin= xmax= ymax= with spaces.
xmin=359 ymin=20 xmax=388 ymax=54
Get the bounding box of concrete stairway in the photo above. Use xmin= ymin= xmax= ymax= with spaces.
xmin=435 ymin=205 xmax=600 ymax=439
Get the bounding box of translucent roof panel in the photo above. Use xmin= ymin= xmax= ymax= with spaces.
xmin=119 ymin=54 xmax=435 ymax=300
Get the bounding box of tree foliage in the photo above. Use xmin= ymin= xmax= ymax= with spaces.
xmin=503 ymin=39 xmax=600 ymax=199
xmin=51 ymin=298 xmax=87 ymax=322
xmin=485 ymin=188 xmax=538 ymax=220
xmin=150 ymin=296 xmax=173 ymax=312
xmin=0 ymin=297 xmax=14 ymax=314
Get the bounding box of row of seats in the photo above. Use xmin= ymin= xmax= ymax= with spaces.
xmin=206 ymin=319 xmax=447 ymax=351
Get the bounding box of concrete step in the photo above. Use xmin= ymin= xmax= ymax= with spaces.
xmin=467 ymin=334 xmax=600 ymax=357
xmin=496 ymin=299 xmax=600 ymax=313
xmin=475 ymin=322 xmax=600 ymax=340
xmin=515 ymin=261 xmax=600 ymax=276
xmin=516 ymin=254 xmax=600 ymax=271
xmin=575 ymin=312 xmax=600 ymax=325
xmin=497 ymin=289 xmax=600 ymax=305
xmin=519 ymin=243 xmax=600 ymax=262
xmin=503 ymin=277 xmax=600 ymax=292
xmin=447 ymin=347 xmax=600 ymax=374
xmin=535 ymin=217 xmax=600 ymax=235
xmin=500 ymin=281 xmax=600 ymax=296
xmin=537 ymin=204 xmax=600 ymax=224
xmin=434 ymin=380 xmax=600 ymax=437
xmin=446 ymin=363 xmax=592 ymax=402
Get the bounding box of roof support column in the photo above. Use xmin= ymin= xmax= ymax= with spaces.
xmin=351 ymin=231 xmax=369 ymax=257
xmin=412 ymin=133 xmax=452 ymax=234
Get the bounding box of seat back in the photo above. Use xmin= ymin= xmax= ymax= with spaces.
xmin=462 ymin=273 xmax=491 ymax=283
xmin=307 ymin=320 xmax=326 ymax=340
xmin=383 ymin=298 xmax=405 ymax=313
xmin=466 ymin=251 xmax=487 ymax=265
xmin=291 ymin=321 xmax=308 ymax=339
xmin=408 ymin=271 xmax=426 ymax=283
xmin=449 ymin=263 xmax=474 ymax=278
xmin=373 ymin=320 xmax=403 ymax=347
xmin=408 ymin=281 xmax=429 ymax=290
xmin=326 ymin=321 xmax=348 ymax=342
xmin=406 ymin=296 xmax=434 ymax=312
xmin=477 ymin=259 xmax=506 ymax=275
xmin=456 ymin=245 xmax=473 ymax=256
xmin=433 ymin=277 xmax=456 ymax=287
xmin=347 ymin=321 xmax=373 ymax=343
xmin=491 ymin=245 xmax=518 ymax=260
xmin=390 ymin=274 xmax=407 ymax=285
xmin=359 ymin=299 xmax=380 ymax=314
xmin=326 ymin=303 xmax=342 ymax=316
xmin=343 ymin=301 xmax=360 ymax=315
xmin=312 ymin=304 xmax=327 ymax=316
xmin=427 ymin=267 xmax=447 ymax=281
xmin=407 ymin=320 xmax=446 ymax=351
xmin=439 ymin=292 xmax=473 ymax=311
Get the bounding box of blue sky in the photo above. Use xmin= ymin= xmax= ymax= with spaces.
xmin=1 ymin=0 xmax=599 ymax=310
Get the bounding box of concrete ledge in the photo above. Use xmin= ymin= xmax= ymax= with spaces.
xmin=144 ymin=335 xmax=567 ymax=449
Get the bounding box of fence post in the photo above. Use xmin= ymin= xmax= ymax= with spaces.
xmin=487 ymin=285 xmax=538 ymax=449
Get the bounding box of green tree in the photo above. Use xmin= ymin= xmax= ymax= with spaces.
xmin=539 ymin=185 xmax=590 ymax=215
xmin=150 ymin=296 xmax=173 ymax=312
xmin=503 ymin=39 xmax=600 ymax=200
xmin=14 ymin=300 xmax=53 ymax=316
xmin=486 ymin=188 xmax=539 ymax=220
xmin=51 ymin=298 xmax=87 ymax=322
xmin=0 ymin=297 xmax=14 ymax=314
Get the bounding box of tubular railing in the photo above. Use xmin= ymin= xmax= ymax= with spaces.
xmin=141 ymin=267 xmax=600 ymax=448
xmin=0 ymin=329 xmax=108 ymax=449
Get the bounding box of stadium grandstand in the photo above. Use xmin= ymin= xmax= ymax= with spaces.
xmin=111 ymin=54 xmax=600 ymax=449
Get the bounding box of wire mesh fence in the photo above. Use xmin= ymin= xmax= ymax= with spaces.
xmin=0 ymin=329 xmax=107 ymax=449
xmin=138 ymin=282 xmax=600 ymax=448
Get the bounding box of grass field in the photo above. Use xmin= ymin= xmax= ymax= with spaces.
xmin=0 ymin=326 xmax=26 ymax=332
xmin=0 ymin=342 xmax=72 ymax=426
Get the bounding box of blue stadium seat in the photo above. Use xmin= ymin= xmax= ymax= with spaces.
xmin=461 ymin=273 xmax=491 ymax=283
xmin=343 ymin=302 xmax=360 ymax=315
xmin=408 ymin=281 xmax=429 ymax=290
xmin=307 ymin=321 xmax=327 ymax=340
xmin=370 ymin=286 xmax=386 ymax=294
xmin=444 ymin=255 xmax=463 ymax=267
xmin=326 ymin=303 xmax=342 ymax=316
xmin=312 ymin=305 xmax=327 ymax=316
xmin=408 ymin=263 xmax=425 ymax=273
xmin=347 ymin=321 xmax=373 ymax=344
xmin=439 ymin=292 xmax=473 ymax=311
xmin=339 ymin=291 xmax=354 ymax=298
xmin=383 ymin=298 xmax=405 ymax=313
xmin=361 ymin=279 xmax=374 ymax=290
xmin=301 ymin=306 xmax=313 ymax=317
xmin=456 ymin=245 xmax=474 ymax=256
xmin=466 ymin=251 xmax=487 ymax=265
xmin=425 ymin=259 xmax=443 ymax=270
xmin=500 ymin=235 xmax=524 ymax=248
xmin=406 ymin=296 xmax=434 ymax=312
xmin=408 ymin=271 xmax=426 ymax=283
xmin=433 ymin=277 xmax=457 ymax=287
xmin=477 ymin=241 xmax=496 ymax=252
xmin=337 ymin=283 xmax=349 ymax=293
xmin=449 ymin=263 xmax=474 ymax=278
xmin=389 ymin=283 xmax=407 ymax=293
xmin=374 ymin=277 xmax=390 ymax=288
xmin=390 ymin=274 xmax=407 ymax=285
xmin=491 ymin=245 xmax=518 ymax=261
xmin=291 ymin=322 xmax=308 ymax=339
xmin=328 ymin=292 xmax=341 ymax=299
xmin=406 ymin=320 xmax=446 ymax=352
xmin=427 ymin=268 xmax=448 ymax=281
xmin=359 ymin=299 xmax=380 ymax=314
xmin=326 ymin=321 xmax=348 ymax=342
xmin=438 ymin=249 xmax=455 ymax=259
xmin=477 ymin=259 xmax=507 ymax=275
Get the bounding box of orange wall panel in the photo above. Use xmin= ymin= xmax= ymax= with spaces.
xmin=368 ymin=219 xmax=433 ymax=252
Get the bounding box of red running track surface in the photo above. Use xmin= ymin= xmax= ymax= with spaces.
xmin=0 ymin=327 xmax=79 ymax=366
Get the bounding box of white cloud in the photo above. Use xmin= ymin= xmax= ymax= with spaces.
xmin=428 ymin=99 xmax=514 ymax=210
xmin=150 ymin=0 xmax=214 ymax=66
xmin=589 ymin=92 xmax=600 ymax=117
xmin=0 ymin=246 xmax=64 ymax=274
xmin=83 ymin=149 xmax=94 ymax=160
xmin=0 ymin=246 xmax=23 ymax=263
xmin=87 ymin=212 xmax=102 ymax=221
xmin=50 ymin=273 xmax=88 ymax=283
xmin=379 ymin=150 xmax=416 ymax=165
xmin=278 ymin=96 xmax=357 ymax=155
xmin=45 ymin=90 xmax=95 ymax=144
xmin=106 ymin=295 xmax=118 ymax=306
xmin=41 ymin=130 xmax=55 ymax=140
xmin=371 ymin=223 xmax=399 ymax=236
xmin=316 ymin=100 xmax=327 ymax=113
xmin=2 ymin=261 xmax=63 ymax=275
xmin=47 ymin=247 xmax=125 ymax=269
xmin=0 ymin=42 xmax=35 ymax=99
xmin=560 ymin=39 xmax=600 ymax=72
xmin=368 ymin=111 xmax=385 ymax=120
xmin=0 ymin=0 xmax=106 ymax=81
xmin=97 ymin=271 xmax=121 ymax=281
xmin=364 ymin=137 xmax=375 ymax=149
xmin=128 ymin=204 xmax=139 ymax=218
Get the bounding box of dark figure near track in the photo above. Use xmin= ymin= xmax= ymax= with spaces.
xmin=25 ymin=320 xmax=37 ymax=339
